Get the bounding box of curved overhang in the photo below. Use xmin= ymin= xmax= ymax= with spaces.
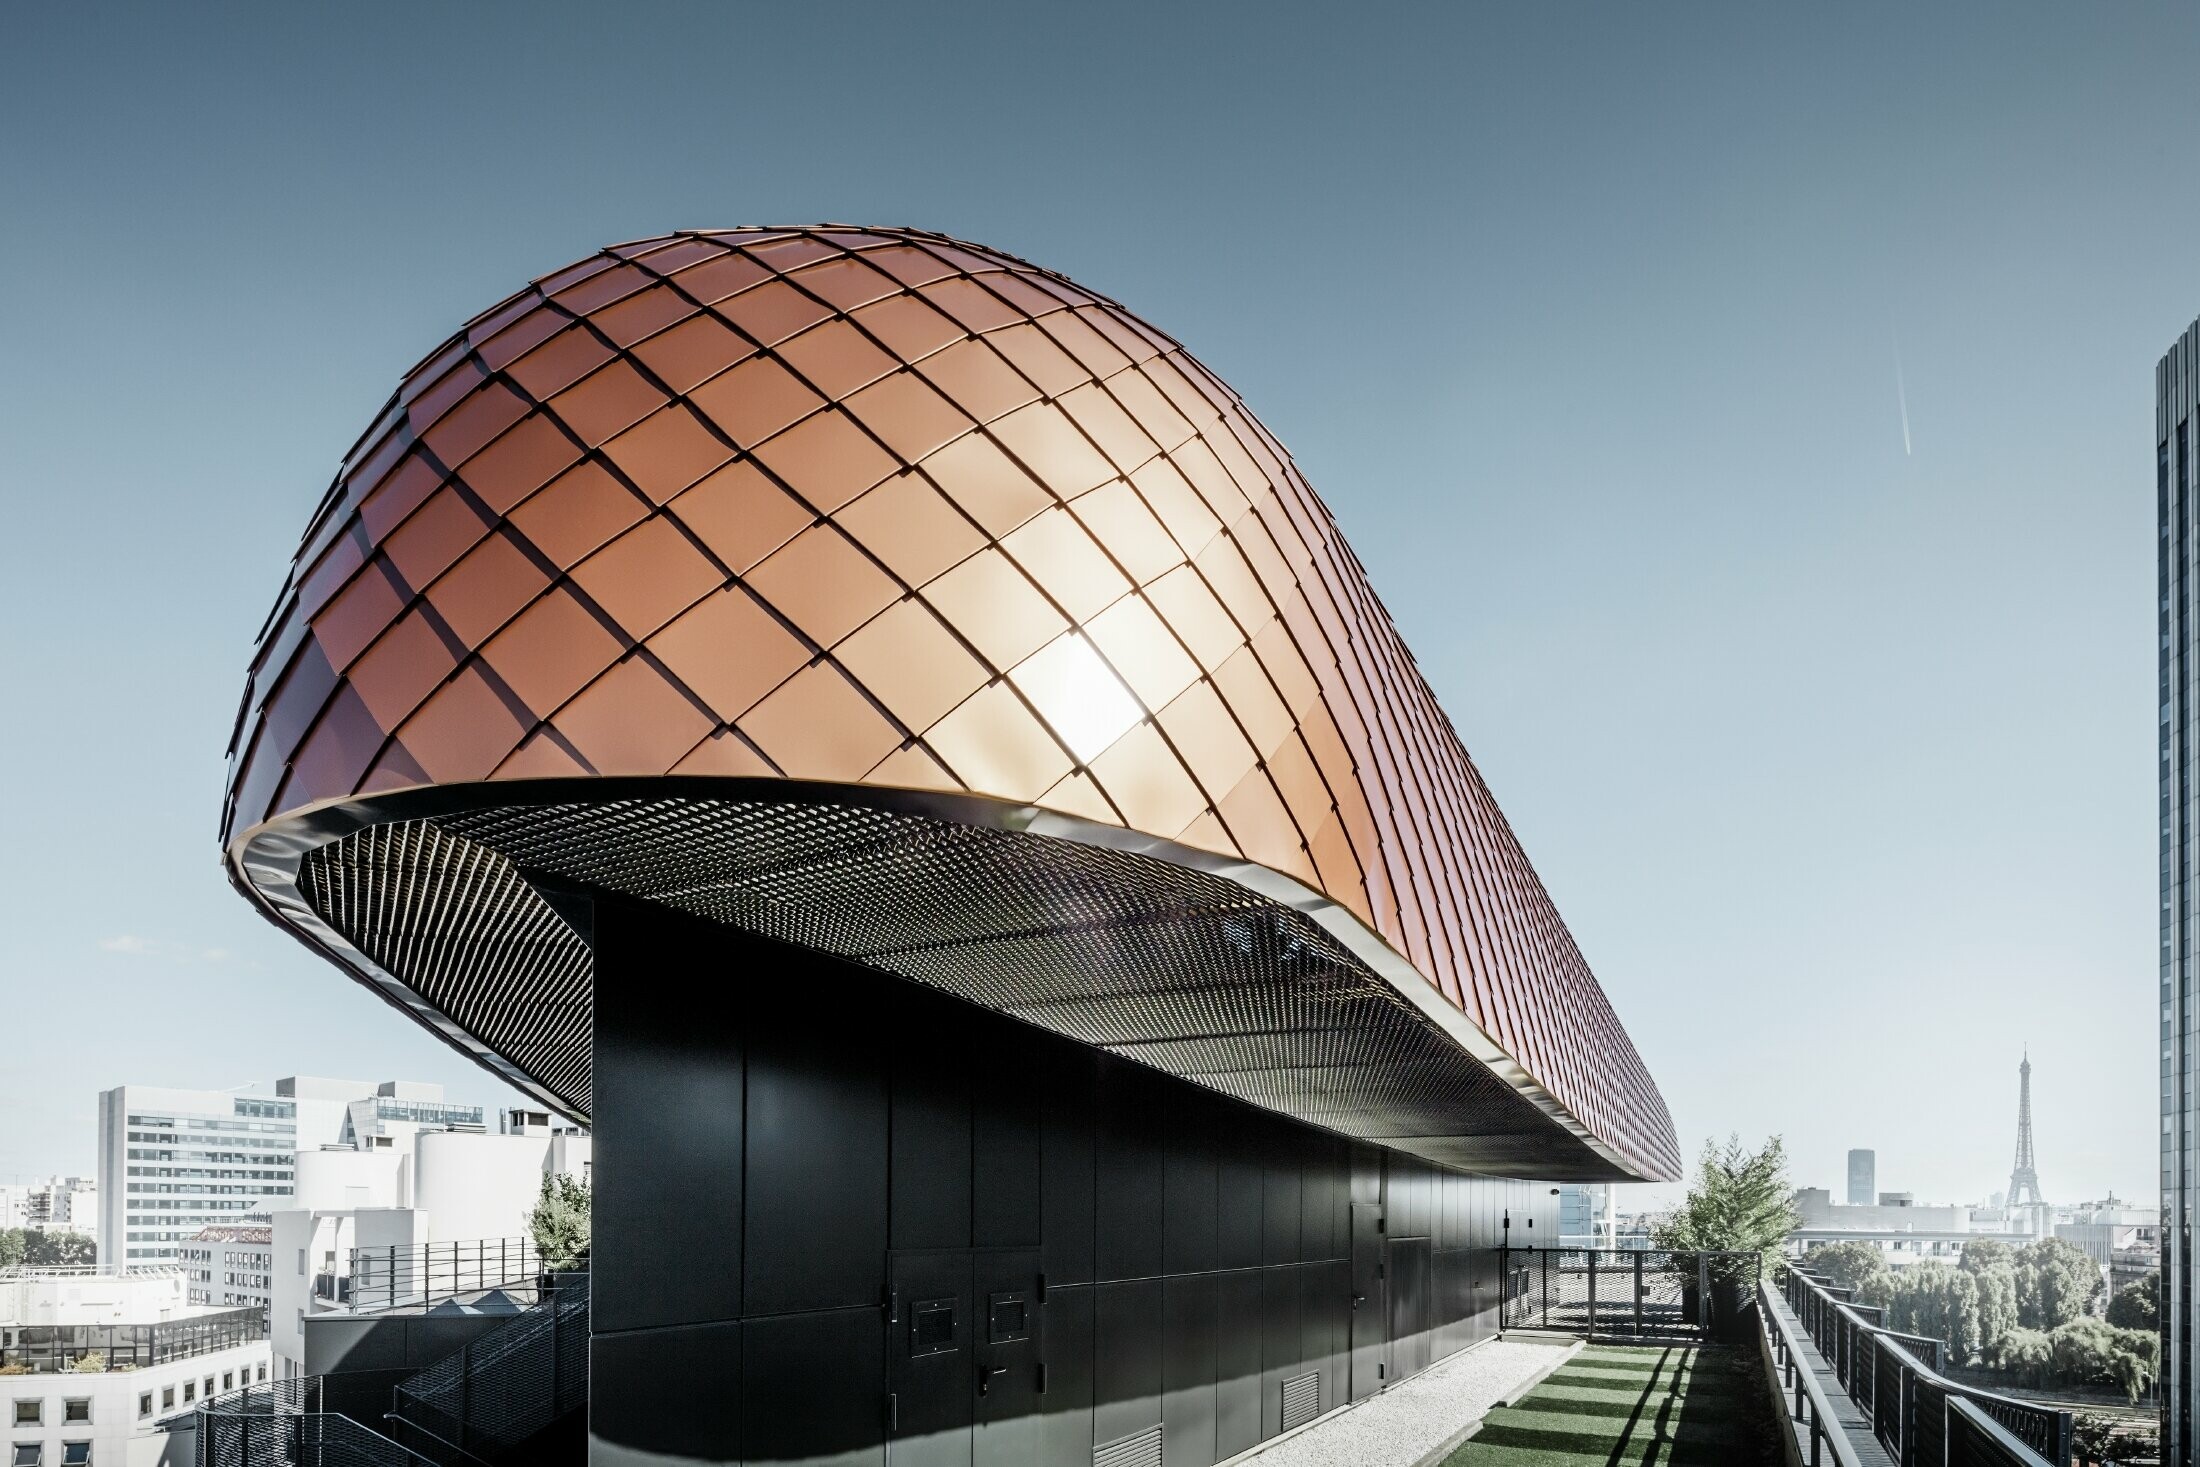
xmin=221 ymin=226 xmax=1680 ymax=1184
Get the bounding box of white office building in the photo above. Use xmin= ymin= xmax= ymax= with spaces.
xmin=270 ymin=1124 xmax=590 ymax=1379
xmin=175 ymin=1228 xmax=272 ymax=1312
xmin=96 ymin=1078 xmax=444 ymax=1269
xmin=0 ymin=1268 xmax=269 ymax=1467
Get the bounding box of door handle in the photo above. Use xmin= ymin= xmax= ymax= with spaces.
xmin=979 ymin=1365 xmax=1009 ymax=1396
xmin=1353 ymin=1294 xmax=1366 ymax=1306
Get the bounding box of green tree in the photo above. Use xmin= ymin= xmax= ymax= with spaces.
xmin=2014 ymin=1238 xmax=2104 ymax=1331
xmin=1652 ymin=1135 xmax=1798 ymax=1271
xmin=2106 ymin=1274 xmax=2159 ymax=1332
xmin=1802 ymin=1240 xmax=1891 ymax=1302
xmin=1885 ymin=1262 xmax=1985 ymax=1363
xmin=527 ymin=1174 xmax=590 ymax=1271
xmin=1962 ymin=1238 xmax=2014 ymax=1272
xmin=23 ymin=1232 xmax=92 ymax=1268
xmin=1962 ymin=1242 xmax=2021 ymax=1351
xmin=2045 ymin=1318 xmax=2158 ymax=1404
xmin=0 ymin=1230 xmax=24 ymax=1271
xmin=1988 ymin=1327 xmax=2054 ymax=1387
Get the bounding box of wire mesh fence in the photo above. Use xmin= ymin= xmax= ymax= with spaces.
xmin=388 ymin=1272 xmax=589 ymax=1464
xmin=196 ymin=1378 xmax=433 ymax=1467
xmin=1499 ymin=1248 xmax=1759 ymax=1342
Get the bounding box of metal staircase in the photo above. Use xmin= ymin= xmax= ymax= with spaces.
xmin=384 ymin=1273 xmax=590 ymax=1466
xmin=192 ymin=1274 xmax=589 ymax=1467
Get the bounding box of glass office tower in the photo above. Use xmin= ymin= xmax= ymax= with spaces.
xmin=2160 ymin=321 xmax=2199 ymax=1466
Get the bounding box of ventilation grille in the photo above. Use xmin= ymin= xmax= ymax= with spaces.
xmin=1094 ymin=1424 xmax=1163 ymax=1467
xmin=287 ymin=793 xmax=1609 ymax=1173
xmin=1281 ymin=1370 xmax=1321 ymax=1431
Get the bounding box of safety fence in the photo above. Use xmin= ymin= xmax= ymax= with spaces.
xmin=1498 ymin=1248 xmax=1759 ymax=1342
xmin=195 ymin=1377 xmax=432 ymax=1467
xmin=1780 ymin=1261 xmax=2070 ymax=1467
xmin=334 ymin=1238 xmax=540 ymax=1314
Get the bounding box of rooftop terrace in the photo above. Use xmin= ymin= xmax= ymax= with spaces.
xmin=1445 ymin=1344 xmax=1773 ymax=1465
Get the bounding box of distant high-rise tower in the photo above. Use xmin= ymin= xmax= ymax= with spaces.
xmin=1847 ymin=1149 xmax=1876 ymax=1206
xmin=2159 ymin=322 xmax=2198 ymax=1466
xmin=2007 ymin=1051 xmax=2043 ymax=1209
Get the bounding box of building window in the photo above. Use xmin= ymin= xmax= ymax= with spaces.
xmin=59 ymin=1447 xmax=87 ymax=1467
xmin=10 ymin=1402 xmax=37 ymax=1427
xmin=181 ymin=1383 xmax=194 ymax=1405
xmin=13 ymin=1445 xmax=40 ymax=1467
xmin=160 ymin=1387 xmax=173 ymax=1412
xmin=136 ymin=1394 xmax=150 ymax=1421
xmin=221 ymin=1374 xmax=232 ymax=1393
xmin=255 ymin=1366 xmax=266 ymax=1383
xmin=60 ymin=1402 xmax=87 ymax=1426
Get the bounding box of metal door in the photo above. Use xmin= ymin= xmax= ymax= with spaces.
xmin=1387 ymin=1238 xmax=1432 ymax=1383
xmin=970 ymin=1248 xmax=1042 ymax=1467
xmin=889 ymin=1251 xmax=974 ymax=1467
xmin=1349 ymin=1202 xmax=1386 ymax=1401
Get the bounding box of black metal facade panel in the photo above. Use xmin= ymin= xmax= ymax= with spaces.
xmin=1091 ymin=1279 xmax=1165 ymax=1452
xmin=586 ymin=893 xmax=1548 ymax=1466
xmin=1160 ymin=1274 xmax=1219 ymax=1466
xmin=591 ymin=899 xmax=743 ymax=1333
xmin=1212 ymin=1272 xmax=1264 ymax=1460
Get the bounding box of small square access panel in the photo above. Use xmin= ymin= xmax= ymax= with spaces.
xmin=986 ymin=1291 xmax=1030 ymax=1344
xmin=910 ymin=1297 xmax=958 ymax=1358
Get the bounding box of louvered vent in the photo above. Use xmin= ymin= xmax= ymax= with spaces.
xmin=1093 ymin=1424 xmax=1162 ymax=1467
xmin=1281 ymin=1370 xmax=1321 ymax=1431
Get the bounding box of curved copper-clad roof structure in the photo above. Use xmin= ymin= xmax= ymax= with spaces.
xmin=222 ymin=227 xmax=1679 ymax=1183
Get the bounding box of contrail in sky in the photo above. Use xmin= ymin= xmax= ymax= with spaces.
xmin=1894 ymin=334 xmax=1912 ymax=456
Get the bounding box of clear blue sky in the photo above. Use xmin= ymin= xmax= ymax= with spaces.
xmin=1 ymin=3 xmax=2186 ymax=1210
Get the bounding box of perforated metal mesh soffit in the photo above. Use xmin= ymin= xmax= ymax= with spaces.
xmin=225 ymin=225 xmax=1679 ymax=1182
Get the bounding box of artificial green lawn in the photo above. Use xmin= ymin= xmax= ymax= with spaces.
xmin=1446 ymin=1344 xmax=1769 ymax=1466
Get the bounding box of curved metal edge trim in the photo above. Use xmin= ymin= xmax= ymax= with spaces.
xmin=225 ymin=775 xmax=1679 ymax=1181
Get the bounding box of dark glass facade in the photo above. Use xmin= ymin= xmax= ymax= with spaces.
xmin=2164 ymin=324 xmax=2199 ymax=1466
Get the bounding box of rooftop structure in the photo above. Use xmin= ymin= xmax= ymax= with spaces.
xmin=0 ymin=1269 xmax=269 ymax=1467
xmin=220 ymin=226 xmax=1680 ymax=1467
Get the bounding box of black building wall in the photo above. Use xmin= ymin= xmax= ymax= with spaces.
xmin=589 ymin=895 xmax=1557 ymax=1467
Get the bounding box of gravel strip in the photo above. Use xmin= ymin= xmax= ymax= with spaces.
xmin=1231 ymin=1337 xmax=1582 ymax=1467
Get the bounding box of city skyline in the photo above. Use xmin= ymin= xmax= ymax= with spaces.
xmin=2 ymin=2 xmax=2181 ymax=1213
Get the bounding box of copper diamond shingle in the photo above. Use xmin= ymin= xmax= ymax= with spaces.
xmin=222 ymin=226 xmax=1678 ymax=1181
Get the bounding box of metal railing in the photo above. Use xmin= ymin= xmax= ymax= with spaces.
xmin=1949 ymin=1397 xmax=2061 ymax=1467
xmin=1779 ymin=1262 xmax=2071 ymax=1467
xmin=194 ymin=1376 xmax=442 ymax=1467
xmin=386 ymin=1272 xmax=588 ymax=1465
xmin=1760 ymin=1272 xmax=1870 ymax=1467
xmin=1 ymin=1303 xmax=266 ymax=1372
xmin=332 ymin=1239 xmax=540 ymax=1314
xmin=1499 ymin=1247 xmax=1759 ymax=1341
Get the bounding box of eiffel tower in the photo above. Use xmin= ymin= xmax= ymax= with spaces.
xmin=2007 ymin=1049 xmax=2044 ymax=1208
